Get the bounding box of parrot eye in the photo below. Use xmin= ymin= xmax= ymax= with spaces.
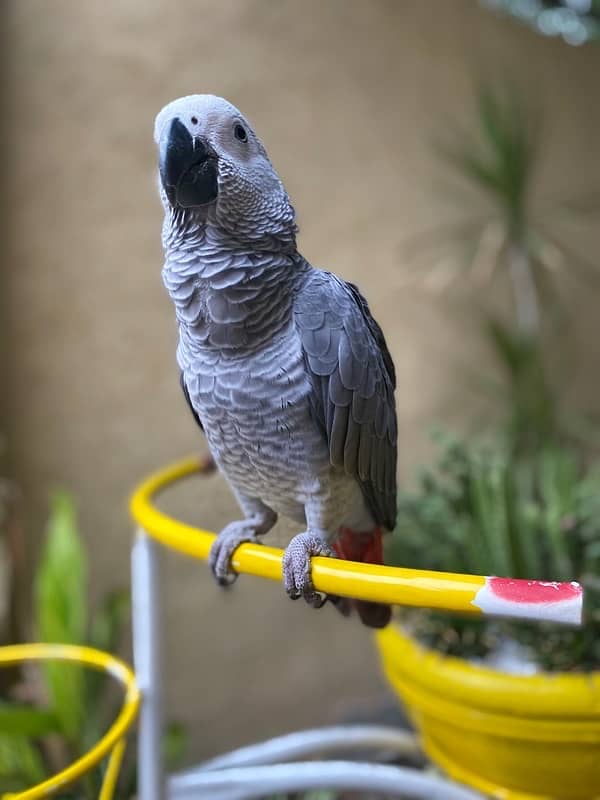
xmin=234 ymin=123 xmax=248 ymax=143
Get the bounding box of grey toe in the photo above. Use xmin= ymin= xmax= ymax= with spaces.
xmin=209 ymin=523 xmax=259 ymax=587
xmin=282 ymin=531 xmax=332 ymax=608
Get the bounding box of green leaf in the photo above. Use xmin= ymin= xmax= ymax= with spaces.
xmin=584 ymin=541 xmax=600 ymax=560
xmin=163 ymin=722 xmax=188 ymax=771
xmin=436 ymin=82 xmax=540 ymax=245
xmin=85 ymin=589 xmax=131 ymax=710
xmin=89 ymin=590 xmax=130 ymax=655
xmin=35 ymin=491 xmax=88 ymax=743
xmin=0 ymin=733 xmax=46 ymax=790
xmin=537 ymin=449 xmax=576 ymax=578
xmin=0 ymin=703 xmax=60 ymax=737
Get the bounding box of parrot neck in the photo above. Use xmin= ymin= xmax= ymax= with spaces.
xmin=162 ymin=214 xmax=306 ymax=351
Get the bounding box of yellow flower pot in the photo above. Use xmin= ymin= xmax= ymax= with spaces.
xmin=376 ymin=624 xmax=600 ymax=800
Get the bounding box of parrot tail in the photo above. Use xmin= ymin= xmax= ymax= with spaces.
xmin=331 ymin=527 xmax=392 ymax=629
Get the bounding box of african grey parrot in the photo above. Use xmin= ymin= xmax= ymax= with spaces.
xmin=154 ymin=95 xmax=397 ymax=628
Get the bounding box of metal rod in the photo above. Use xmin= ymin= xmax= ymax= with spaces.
xmin=132 ymin=529 xmax=165 ymax=800
xmin=176 ymin=724 xmax=421 ymax=773
xmin=167 ymin=760 xmax=484 ymax=800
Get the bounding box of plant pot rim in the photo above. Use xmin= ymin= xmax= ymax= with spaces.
xmin=377 ymin=623 xmax=600 ymax=720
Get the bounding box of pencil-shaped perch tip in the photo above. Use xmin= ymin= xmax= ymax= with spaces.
xmin=472 ymin=577 xmax=583 ymax=626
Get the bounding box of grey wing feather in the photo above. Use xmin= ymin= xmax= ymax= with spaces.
xmin=180 ymin=371 xmax=204 ymax=432
xmin=295 ymin=270 xmax=397 ymax=530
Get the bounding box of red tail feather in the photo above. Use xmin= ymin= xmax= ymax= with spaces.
xmin=331 ymin=527 xmax=390 ymax=629
xmin=332 ymin=526 xmax=384 ymax=564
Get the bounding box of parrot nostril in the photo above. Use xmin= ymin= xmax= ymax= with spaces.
xmin=191 ymin=116 xmax=198 ymax=125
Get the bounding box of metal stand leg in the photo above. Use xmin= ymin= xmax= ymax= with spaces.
xmin=132 ymin=530 xmax=165 ymax=800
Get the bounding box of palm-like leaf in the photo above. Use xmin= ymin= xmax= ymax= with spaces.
xmin=35 ymin=492 xmax=87 ymax=744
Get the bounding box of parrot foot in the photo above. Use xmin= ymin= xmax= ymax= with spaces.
xmin=282 ymin=531 xmax=332 ymax=608
xmin=209 ymin=511 xmax=276 ymax=586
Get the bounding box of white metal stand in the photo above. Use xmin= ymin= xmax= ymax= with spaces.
xmin=132 ymin=530 xmax=165 ymax=800
xmin=131 ymin=526 xmax=483 ymax=800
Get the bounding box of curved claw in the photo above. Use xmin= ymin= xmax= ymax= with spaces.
xmin=289 ymin=582 xmax=328 ymax=608
xmin=215 ymin=570 xmax=238 ymax=588
xmin=306 ymin=588 xmax=328 ymax=609
xmin=282 ymin=531 xmax=332 ymax=609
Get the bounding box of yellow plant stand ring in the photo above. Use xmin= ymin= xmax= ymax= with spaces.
xmin=0 ymin=644 xmax=140 ymax=800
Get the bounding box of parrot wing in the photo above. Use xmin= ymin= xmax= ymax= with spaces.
xmin=294 ymin=270 xmax=397 ymax=530
xmin=180 ymin=371 xmax=204 ymax=432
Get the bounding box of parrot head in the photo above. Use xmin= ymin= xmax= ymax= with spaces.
xmin=155 ymin=95 xmax=296 ymax=241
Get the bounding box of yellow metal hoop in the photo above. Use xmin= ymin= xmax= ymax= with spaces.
xmin=129 ymin=455 xmax=489 ymax=614
xmin=129 ymin=456 xmax=583 ymax=623
xmin=0 ymin=644 xmax=140 ymax=800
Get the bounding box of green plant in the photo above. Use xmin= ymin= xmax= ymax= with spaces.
xmin=0 ymin=492 xmax=130 ymax=794
xmin=387 ymin=432 xmax=600 ymax=672
xmin=0 ymin=491 xmax=186 ymax=796
xmin=0 ymin=435 xmax=26 ymax=689
xmin=404 ymin=84 xmax=598 ymax=453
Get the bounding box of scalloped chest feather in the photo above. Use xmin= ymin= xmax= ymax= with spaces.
xmin=180 ymin=321 xmax=335 ymax=523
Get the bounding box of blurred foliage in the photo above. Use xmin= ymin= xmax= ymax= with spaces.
xmin=0 ymin=434 xmax=26 ymax=687
xmin=485 ymin=319 xmax=557 ymax=448
xmin=404 ymin=84 xmax=599 ymax=452
xmin=439 ymin=83 xmax=539 ymax=241
xmin=387 ymin=433 xmax=600 ymax=672
xmin=0 ymin=492 xmax=186 ymax=797
xmin=390 ymin=82 xmax=600 ymax=673
xmin=36 ymin=493 xmax=88 ymax=743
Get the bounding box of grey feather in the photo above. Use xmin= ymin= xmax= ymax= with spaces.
xmin=329 ymin=370 xmax=352 ymax=407
xmin=343 ymin=423 xmax=360 ymax=476
xmin=330 ymin=404 xmax=349 ymax=469
xmin=180 ymin=371 xmax=204 ymax=432
xmin=295 ymin=271 xmax=397 ymax=530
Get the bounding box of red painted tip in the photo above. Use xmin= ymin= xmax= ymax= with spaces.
xmin=489 ymin=577 xmax=582 ymax=605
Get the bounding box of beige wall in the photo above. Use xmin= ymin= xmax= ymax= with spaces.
xmin=4 ymin=0 xmax=600 ymax=758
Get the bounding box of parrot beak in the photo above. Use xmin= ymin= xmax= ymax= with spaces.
xmin=159 ymin=119 xmax=218 ymax=208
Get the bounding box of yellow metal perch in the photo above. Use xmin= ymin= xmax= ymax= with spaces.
xmin=129 ymin=456 xmax=583 ymax=625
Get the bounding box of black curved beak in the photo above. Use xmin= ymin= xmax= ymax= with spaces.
xmin=159 ymin=119 xmax=218 ymax=208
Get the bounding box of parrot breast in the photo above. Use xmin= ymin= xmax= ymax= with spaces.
xmin=180 ymin=318 xmax=374 ymax=535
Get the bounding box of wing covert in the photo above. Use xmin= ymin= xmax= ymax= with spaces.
xmin=294 ymin=271 xmax=397 ymax=530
